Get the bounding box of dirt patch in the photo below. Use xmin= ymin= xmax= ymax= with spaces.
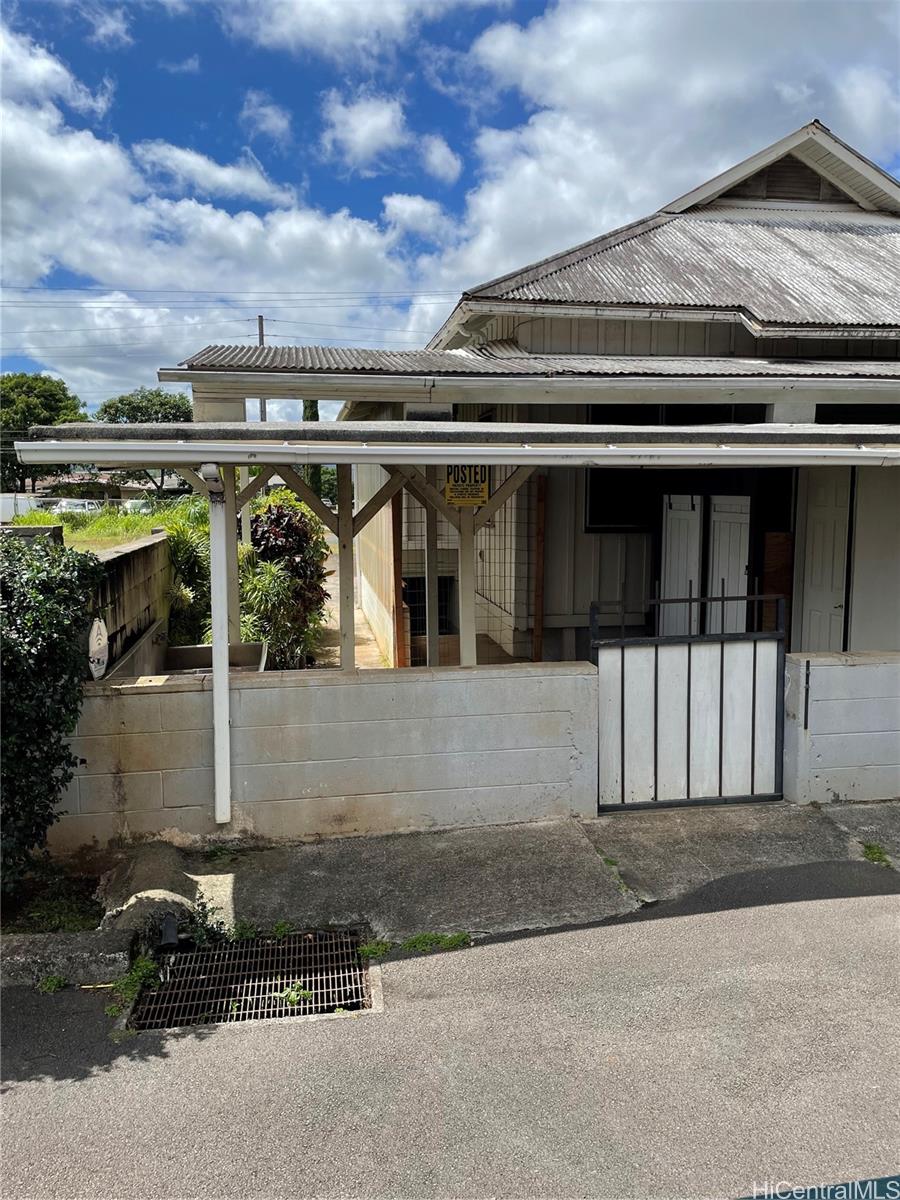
xmin=2 ymin=863 xmax=104 ymax=934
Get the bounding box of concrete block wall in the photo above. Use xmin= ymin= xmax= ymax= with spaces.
xmin=95 ymin=534 xmax=171 ymax=672
xmin=783 ymin=652 xmax=900 ymax=804
xmin=49 ymin=662 xmax=599 ymax=852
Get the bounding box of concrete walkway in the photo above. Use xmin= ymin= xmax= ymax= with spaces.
xmin=99 ymin=802 xmax=900 ymax=944
xmin=313 ymin=551 xmax=385 ymax=669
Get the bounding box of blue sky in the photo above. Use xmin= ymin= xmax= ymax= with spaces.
xmin=1 ymin=0 xmax=898 ymax=416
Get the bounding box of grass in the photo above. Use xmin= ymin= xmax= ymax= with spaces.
xmin=11 ymin=506 xmax=162 ymax=551
xmin=105 ymin=956 xmax=160 ymax=1019
xmin=2 ymin=864 xmax=103 ymax=934
xmin=36 ymin=974 xmax=68 ymax=994
xmin=862 ymin=841 xmax=891 ymax=866
xmin=358 ymin=938 xmax=392 ymax=960
xmin=400 ymin=932 xmax=471 ymax=955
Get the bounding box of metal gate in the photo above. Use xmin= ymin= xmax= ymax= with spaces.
xmin=592 ymin=591 xmax=785 ymax=810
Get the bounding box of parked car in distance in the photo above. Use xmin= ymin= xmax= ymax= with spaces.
xmin=122 ymin=498 xmax=152 ymax=514
xmin=50 ymin=498 xmax=103 ymax=514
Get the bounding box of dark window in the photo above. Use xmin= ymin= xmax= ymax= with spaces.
xmin=402 ymin=576 xmax=455 ymax=636
xmin=816 ymin=404 xmax=900 ymax=424
xmin=585 ymin=468 xmax=657 ymax=530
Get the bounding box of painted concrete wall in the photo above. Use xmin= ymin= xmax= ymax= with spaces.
xmin=849 ymin=468 xmax=900 ymax=652
xmin=95 ymin=534 xmax=171 ymax=673
xmin=783 ymin=652 xmax=900 ymax=803
xmin=49 ymin=662 xmax=599 ymax=852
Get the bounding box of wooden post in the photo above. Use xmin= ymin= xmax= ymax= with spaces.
xmin=257 ymin=315 xmax=265 ymax=346
xmin=457 ymin=507 xmax=477 ymax=667
xmin=239 ymin=465 xmax=252 ymax=545
xmin=391 ymin=490 xmax=408 ymax=667
xmin=424 ymin=466 xmax=440 ymax=667
xmin=532 ymin=474 xmax=547 ymax=662
xmin=222 ymin=466 xmax=241 ymax=643
xmin=337 ymin=464 xmax=355 ymax=671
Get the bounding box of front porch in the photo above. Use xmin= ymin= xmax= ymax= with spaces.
xmin=17 ymin=418 xmax=900 ymax=851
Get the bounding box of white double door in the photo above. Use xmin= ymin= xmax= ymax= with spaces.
xmin=660 ymin=494 xmax=751 ymax=635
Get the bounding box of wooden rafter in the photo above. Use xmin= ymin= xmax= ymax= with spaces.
xmin=474 ymin=465 xmax=534 ymax=531
xmin=352 ymin=470 xmax=406 ymax=537
xmin=392 ymin=466 xmax=460 ymax=531
xmin=235 ymin=465 xmax=276 ymax=509
xmin=276 ymin=464 xmax=338 ymax=535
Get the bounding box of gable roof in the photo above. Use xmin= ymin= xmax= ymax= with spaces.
xmin=433 ymin=121 xmax=900 ymax=344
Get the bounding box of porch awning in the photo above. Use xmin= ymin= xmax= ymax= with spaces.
xmin=18 ymin=420 xmax=900 ymax=468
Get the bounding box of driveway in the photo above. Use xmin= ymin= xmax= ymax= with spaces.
xmin=3 ymin=870 xmax=898 ymax=1200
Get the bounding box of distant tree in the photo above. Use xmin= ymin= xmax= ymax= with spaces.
xmin=95 ymin=386 xmax=192 ymax=496
xmin=0 ymin=373 xmax=86 ymax=492
xmin=319 ymin=465 xmax=337 ymax=506
xmin=302 ymin=398 xmax=322 ymax=497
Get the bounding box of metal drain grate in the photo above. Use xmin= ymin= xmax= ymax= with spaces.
xmin=129 ymin=930 xmax=371 ymax=1030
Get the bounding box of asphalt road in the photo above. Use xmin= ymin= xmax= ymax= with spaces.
xmin=3 ymin=865 xmax=898 ymax=1200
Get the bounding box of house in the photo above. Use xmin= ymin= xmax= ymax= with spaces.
xmin=18 ymin=120 xmax=900 ymax=850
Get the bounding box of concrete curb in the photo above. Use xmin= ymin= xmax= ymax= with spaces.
xmin=1 ymin=929 xmax=134 ymax=988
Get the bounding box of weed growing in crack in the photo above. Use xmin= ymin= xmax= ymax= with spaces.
xmin=862 ymin=842 xmax=891 ymax=866
xmin=400 ymin=932 xmax=471 ymax=955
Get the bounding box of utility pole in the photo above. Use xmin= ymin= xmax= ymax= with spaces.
xmin=257 ymin=314 xmax=265 ymax=346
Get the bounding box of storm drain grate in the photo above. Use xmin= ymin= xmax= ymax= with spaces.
xmin=129 ymin=930 xmax=371 ymax=1030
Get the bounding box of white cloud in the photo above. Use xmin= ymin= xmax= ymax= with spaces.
xmin=774 ymin=81 xmax=814 ymax=107
xmin=159 ymin=53 xmax=201 ymax=74
xmin=211 ymin=0 xmax=502 ymax=60
xmin=133 ymin=141 xmax=296 ymax=206
xmin=834 ymin=65 xmax=900 ymax=157
xmin=82 ymin=5 xmax=133 ymax=48
xmin=420 ymin=134 xmax=462 ymax=184
xmin=0 ymin=22 xmax=114 ymax=117
xmin=383 ymin=193 xmax=454 ymax=243
xmin=321 ymin=91 xmax=410 ymax=174
xmin=239 ymin=89 xmax=292 ymax=145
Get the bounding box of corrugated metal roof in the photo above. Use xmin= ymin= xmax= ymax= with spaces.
xmin=466 ymin=207 xmax=900 ymax=327
xmin=180 ymin=341 xmax=900 ymax=379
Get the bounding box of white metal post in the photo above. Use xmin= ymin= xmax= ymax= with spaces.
xmin=457 ymin=506 xmax=477 ymax=667
xmin=208 ymin=481 xmax=232 ymax=824
xmin=425 ymin=466 xmax=440 ymax=667
xmin=337 ymin=464 xmax=355 ymax=671
xmin=239 ymin=465 xmax=252 ymax=546
xmin=222 ymin=466 xmax=241 ymax=641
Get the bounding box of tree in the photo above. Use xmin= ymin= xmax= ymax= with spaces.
xmin=0 ymin=373 xmax=86 ymax=493
xmin=95 ymin=386 xmax=192 ymax=496
xmin=303 ymin=397 xmax=322 ymax=497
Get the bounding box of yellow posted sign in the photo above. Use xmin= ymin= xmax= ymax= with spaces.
xmin=445 ymin=465 xmax=489 ymax=506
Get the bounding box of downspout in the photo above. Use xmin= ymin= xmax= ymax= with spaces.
xmin=203 ymin=463 xmax=232 ymax=824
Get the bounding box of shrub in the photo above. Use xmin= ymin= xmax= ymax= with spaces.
xmin=244 ymin=502 xmax=329 ymax=669
xmin=0 ymin=537 xmax=104 ymax=893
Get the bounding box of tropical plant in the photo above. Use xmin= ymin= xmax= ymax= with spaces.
xmin=0 ymin=537 xmax=104 ymax=892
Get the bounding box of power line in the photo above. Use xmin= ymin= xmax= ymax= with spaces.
xmin=0 ymin=285 xmax=459 ymax=297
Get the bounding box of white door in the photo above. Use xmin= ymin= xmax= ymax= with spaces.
xmin=706 ymin=496 xmax=751 ymax=633
xmin=660 ymin=495 xmax=702 ymax=634
xmin=799 ymin=467 xmax=850 ymax=651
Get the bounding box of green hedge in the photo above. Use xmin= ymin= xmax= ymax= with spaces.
xmin=0 ymin=537 xmax=104 ymax=893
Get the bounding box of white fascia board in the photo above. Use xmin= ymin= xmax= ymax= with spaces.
xmin=157 ymin=368 xmax=899 ymax=403
xmin=16 ymin=439 xmax=900 ymax=469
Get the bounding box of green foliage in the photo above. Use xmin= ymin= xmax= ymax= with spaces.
xmin=12 ymin=505 xmax=160 ymax=550
xmin=400 ymin=932 xmax=471 ymax=954
xmin=230 ymin=918 xmax=259 ymax=941
xmin=95 ymin=386 xmax=192 ymax=496
xmin=358 ymin=939 xmax=393 ymax=960
xmin=319 ymin=466 xmax=337 ymax=506
xmin=95 ymin=386 xmax=192 ymax=425
xmin=36 ymin=974 xmax=68 ymax=994
xmin=272 ymin=981 xmax=314 ymax=1005
xmin=0 ymin=538 xmax=104 ymax=893
xmin=105 ymin=956 xmax=159 ymax=1019
xmin=862 ymin=842 xmax=891 ymax=866
xmin=244 ymin=502 xmax=329 ymax=669
xmin=271 ymin=920 xmax=293 ymax=940
xmin=180 ymin=891 xmax=228 ymax=947
xmin=0 ymin=372 xmax=86 ymax=492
